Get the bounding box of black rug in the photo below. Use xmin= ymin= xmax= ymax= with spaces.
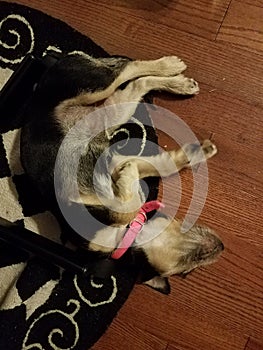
xmin=0 ymin=2 xmax=158 ymax=349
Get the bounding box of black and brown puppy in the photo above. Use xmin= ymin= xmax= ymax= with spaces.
xmin=21 ymin=53 xmax=223 ymax=293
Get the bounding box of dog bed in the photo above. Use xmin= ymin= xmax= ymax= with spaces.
xmin=0 ymin=2 xmax=159 ymax=349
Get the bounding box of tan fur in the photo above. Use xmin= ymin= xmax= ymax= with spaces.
xmin=51 ymin=55 xmax=223 ymax=284
xmin=54 ymin=57 xmax=197 ymax=134
xmin=56 ymin=56 xmax=188 ymax=108
xmin=136 ymin=217 xmax=222 ymax=276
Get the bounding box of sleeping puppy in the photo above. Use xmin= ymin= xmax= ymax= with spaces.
xmin=21 ymin=54 xmax=223 ymax=294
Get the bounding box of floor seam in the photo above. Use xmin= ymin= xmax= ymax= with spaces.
xmin=215 ymin=0 xmax=233 ymax=41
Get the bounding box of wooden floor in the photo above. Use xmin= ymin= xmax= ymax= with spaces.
xmin=13 ymin=0 xmax=263 ymax=349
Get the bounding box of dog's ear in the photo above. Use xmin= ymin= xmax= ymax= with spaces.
xmin=143 ymin=276 xmax=171 ymax=295
xmin=133 ymin=248 xmax=171 ymax=294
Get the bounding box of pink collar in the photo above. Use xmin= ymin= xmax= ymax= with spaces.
xmin=111 ymin=200 xmax=164 ymax=260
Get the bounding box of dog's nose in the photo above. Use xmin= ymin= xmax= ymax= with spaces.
xmin=219 ymin=242 xmax=224 ymax=251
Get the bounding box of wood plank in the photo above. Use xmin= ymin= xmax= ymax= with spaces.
xmin=241 ymin=0 xmax=263 ymax=6
xmin=166 ymin=333 xmax=248 ymax=350
xmin=245 ymin=338 xmax=263 ymax=350
xmin=244 ymin=0 xmax=262 ymax=7
xmin=217 ymin=0 xmax=263 ymax=54
xmin=84 ymin=0 xmax=231 ymax=40
xmin=115 ymin=278 xmax=249 ymax=350
xmin=165 ymin=335 xmax=247 ymax=350
xmin=91 ymin=319 xmax=168 ymax=350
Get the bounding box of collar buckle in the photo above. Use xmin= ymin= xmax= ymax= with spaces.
xmin=111 ymin=201 xmax=164 ymax=260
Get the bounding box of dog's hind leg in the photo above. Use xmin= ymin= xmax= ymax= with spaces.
xmin=101 ymin=73 xmax=199 ymax=130
xmin=56 ymin=72 xmax=199 ymax=134
xmin=108 ymin=73 xmax=199 ymax=103
xmin=62 ymin=56 xmax=188 ymax=106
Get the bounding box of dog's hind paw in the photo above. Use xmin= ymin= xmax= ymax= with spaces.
xmin=158 ymin=56 xmax=187 ymax=76
xmin=180 ymin=76 xmax=199 ymax=95
xmin=166 ymin=74 xmax=199 ymax=95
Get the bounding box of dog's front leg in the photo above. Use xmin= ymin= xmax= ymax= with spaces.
xmin=112 ymin=140 xmax=217 ymax=179
xmin=110 ymin=160 xmax=143 ymax=215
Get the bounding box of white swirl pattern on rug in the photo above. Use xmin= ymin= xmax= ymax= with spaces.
xmin=0 ymin=14 xmax=34 ymax=64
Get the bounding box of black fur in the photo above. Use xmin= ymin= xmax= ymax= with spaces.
xmin=20 ymin=54 xmax=166 ymax=293
xmin=21 ymin=55 xmax=130 ymax=199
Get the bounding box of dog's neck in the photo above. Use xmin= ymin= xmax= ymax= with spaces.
xmin=88 ymin=201 xmax=165 ymax=256
xmin=111 ymin=200 xmax=164 ymax=259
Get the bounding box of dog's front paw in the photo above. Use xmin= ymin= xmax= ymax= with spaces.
xmin=201 ymin=139 xmax=218 ymax=159
xmin=158 ymin=56 xmax=187 ymax=76
xmin=183 ymin=140 xmax=217 ymax=167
